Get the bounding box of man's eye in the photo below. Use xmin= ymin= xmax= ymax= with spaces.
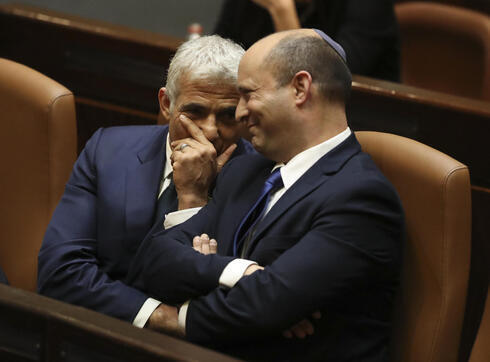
xmin=218 ymin=112 xmax=237 ymax=125
xmin=182 ymin=111 xmax=200 ymax=120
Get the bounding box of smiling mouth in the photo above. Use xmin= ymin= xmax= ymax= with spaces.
xmin=246 ymin=118 xmax=258 ymax=129
xmin=248 ymin=125 xmax=258 ymax=134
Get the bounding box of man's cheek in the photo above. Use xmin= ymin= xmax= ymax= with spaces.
xmin=228 ymin=122 xmax=249 ymax=141
xmin=220 ymin=136 xmax=238 ymax=151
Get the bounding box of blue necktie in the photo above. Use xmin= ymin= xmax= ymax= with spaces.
xmin=233 ymin=168 xmax=283 ymax=256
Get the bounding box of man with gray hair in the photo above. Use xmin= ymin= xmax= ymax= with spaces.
xmin=37 ymin=35 xmax=254 ymax=331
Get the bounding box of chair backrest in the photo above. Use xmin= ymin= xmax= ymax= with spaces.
xmin=0 ymin=58 xmax=77 ymax=292
xmin=395 ymin=2 xmax=490 ymax=100
xmin=355 ymin=131 xmax=471 ymax=362
xmin=469 ymin=287 xmax=490 ymax=362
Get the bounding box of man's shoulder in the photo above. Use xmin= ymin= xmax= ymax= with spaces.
xmin=97 ymin=125 xmax=168 ymax=143
xmin=219 ymin=152 xmax=273 ymax=185
xmin=313 ymin=133 xmax=400 ymax=202
xmin=84 ymin=125 xmax=168 ymax=154
xmin=331 ymin=147 xmax=401 ymax=206
xmin=235 ymin=138 xmax=256 ymax=157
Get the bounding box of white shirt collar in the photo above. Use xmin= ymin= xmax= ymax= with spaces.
xmin=274 ymin=127 xmax=351 ymax=190
xmin=164 ymin=134 xmax=173 ymax=179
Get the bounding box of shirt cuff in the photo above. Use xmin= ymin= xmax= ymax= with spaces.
xmin=219 ymin=259 xmax=257 ymax=289
xmin=132 ymin=297 xmax=162 ymax=328
xmin=178 ymin=300 xmax=190 ymax=333
xmin=164 ymin=207 xmax=201 ymax=229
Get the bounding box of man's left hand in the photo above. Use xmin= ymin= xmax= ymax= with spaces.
xmin=282 ymin=311 xmax=321 ymax=339
xmin=193 ymin=233 xmax=218 ymax=255
xmin=146 ymin=303 xmax=184 ymax=338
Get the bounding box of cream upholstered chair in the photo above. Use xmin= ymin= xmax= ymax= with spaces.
xmin=395 ymin=2 xmax=490 ymax=100
xmin=356 ymin=131 xmax=471 ymax=362
xmin=0 ymin=58 xmax=77 ymax=291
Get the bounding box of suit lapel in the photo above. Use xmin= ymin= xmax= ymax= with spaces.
xmin=244 ymin=134 xmax=361 ymax=257
xmin=224 ymin=162 xmax=274 ymax=256
xmin=124 ymin=128 xmax=168 ymax=249
xmin=244 ymin=165 xmax=327 ymax=257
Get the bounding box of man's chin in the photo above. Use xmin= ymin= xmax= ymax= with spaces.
xmin=250 ymin=137 xmax=263 ymax=153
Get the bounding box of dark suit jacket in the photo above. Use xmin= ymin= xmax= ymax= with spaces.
xmin=37 ymin=125 xmax=253 ymax=322
xmin=215 ymin=0 xmax=400 ymax=82
xmin=128 ymin=134 xmax=405 ymax=361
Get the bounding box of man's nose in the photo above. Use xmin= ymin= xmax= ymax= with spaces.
xmin=235 ymin=98 xmax=248 ymax=123
xmin=199 ymin=115 xmax=219 ymax=142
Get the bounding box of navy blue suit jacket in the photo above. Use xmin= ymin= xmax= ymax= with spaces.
xmin=37 ymin=125 xmax=253 ymax=322
xmin=127 ymin=134 xmax=405 ymax=361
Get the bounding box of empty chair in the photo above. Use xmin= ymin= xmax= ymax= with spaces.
xmin=0 ymin=58 xmax=77 ymax=291
xmin=356 ymin=131 xmax=471 ymax=362
xmin=395 ymin=2 xmax=490 ymax=100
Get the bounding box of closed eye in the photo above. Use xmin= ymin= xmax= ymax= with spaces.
xmin=217 ymin=106 xmax=237 ymax=124
xmin=238 ymin=86 xmax=253 ymax=98
xmin=179 ymin=103 xmax=207 ymax=119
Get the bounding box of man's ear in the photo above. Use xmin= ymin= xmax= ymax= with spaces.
xmin=292 ymin=71 xmax=312 ymax=106
xmin=158 ymin=87 xmax=171 ymax=121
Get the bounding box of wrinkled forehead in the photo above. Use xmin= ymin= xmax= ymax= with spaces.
xmin=249 ymin=29 xmax=313 ymax=56
xmin=174 ymin=71 xmax=238 ymax=99
xmin=241 ymin=28 xmax=322 ymax=68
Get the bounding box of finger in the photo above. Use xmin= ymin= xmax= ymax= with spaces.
xmin=201 ymin=233 xmax=210 ymax=255
xmin=300 ymin=319 xmax=314 ymax=336
xmin=209 ymin=238 xmax=217 ymax=254
xmin=193 ymin=236 xmax=202 ymax=253
xmin=290 ymin=319 xmax=314 ymax=339
xmin=312 ymin=311 xmax=322 ymax=319
xmin=282 ymin=330 xmax=293 ymax=339
xmin=243 ymin=264 xmax=264 ymax=276
xmin=216 ymin=143 xmax=237 ymax=172
xmin=170 ymin=138 xmax=202 ymax=152
xmin=290 ymin=325 xmax=307 ymax=339
xmin=170 ymin=142 xmax=205 ymax=166
xmin=178 ymin=114 xmax=210 ymax=145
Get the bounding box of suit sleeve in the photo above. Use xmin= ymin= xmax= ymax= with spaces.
xmin=185 ymin=178 xmax=404 ymax=343
xmin=37 ymin=128 xmax=149 ymax=322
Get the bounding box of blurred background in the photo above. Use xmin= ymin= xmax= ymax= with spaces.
xmin=0 ymin=0 xmax=225 ymax=38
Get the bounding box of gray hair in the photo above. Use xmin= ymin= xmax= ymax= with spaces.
xmin=165 ymin=35 xmax=244 ymax=108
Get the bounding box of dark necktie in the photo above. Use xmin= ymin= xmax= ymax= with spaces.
xmin=153 ymin=174 xmax=177 ymax=227
xmin=233 ymin=168 xmax=283 ymax=256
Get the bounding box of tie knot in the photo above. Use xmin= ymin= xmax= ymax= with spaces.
xmin=266 ymin=168 xmax=283 ymax=190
